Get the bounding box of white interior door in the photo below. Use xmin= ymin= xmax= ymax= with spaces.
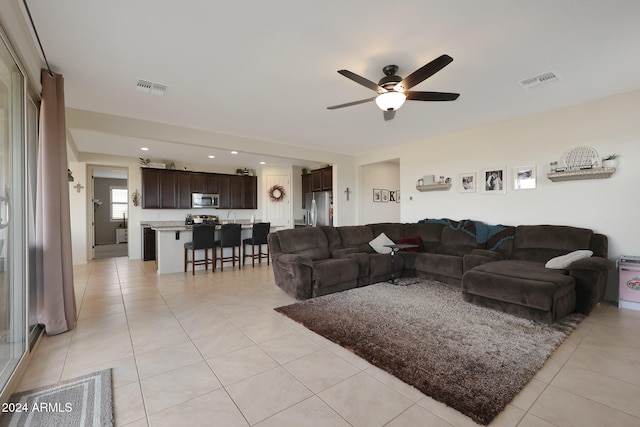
xmin=265 ymin=175 xmax=290 ymax=228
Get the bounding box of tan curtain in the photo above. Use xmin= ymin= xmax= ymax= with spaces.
xmin=35 ymin=69 xmax=76 ymax=335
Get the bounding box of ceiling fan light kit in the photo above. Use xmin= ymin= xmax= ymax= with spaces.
xmin=375 ymin=91 xmax=406 ymax=111
xmin=328 ymin=54 xmax=459 ymax=120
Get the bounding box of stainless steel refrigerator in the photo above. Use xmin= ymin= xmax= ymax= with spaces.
xmin=305 ymin=191 xmax=333 ymax=226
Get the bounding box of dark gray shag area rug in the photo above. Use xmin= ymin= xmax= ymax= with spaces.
xmin=275 ymin=281 xmax=584 ymax=425
xmin=0 ymin=369 xmax=113 ymax=427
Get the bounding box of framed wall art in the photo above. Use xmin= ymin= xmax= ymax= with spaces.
xmin=373 ymin=189 xmax=381 ymax=202
xmin=513 ymin=165 xmax=537 ymax=190
xmin=381 ymin=189 xmax=390 ymax=202
xmin=482 ymin=167 xmax=506 ymax=194
xmin=459 ymin=172 xmax=476 ymax=193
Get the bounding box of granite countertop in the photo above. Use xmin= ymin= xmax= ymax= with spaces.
xmin=144 ymin=220 xmax=270 ymax=232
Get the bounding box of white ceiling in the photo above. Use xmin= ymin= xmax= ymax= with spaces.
xmin=25 ymin=1 xmax=640 ymax=167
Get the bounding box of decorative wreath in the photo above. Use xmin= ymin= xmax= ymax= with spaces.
xmin=268 ymin=184 xmax=286 ymax=202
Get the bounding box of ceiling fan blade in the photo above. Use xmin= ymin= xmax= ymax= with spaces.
xmin=395 ymin=54 xmax=454 ymax=92
xmin=383 ymin=110 xmax=396 ymax=121
xmin=337 ymin=70 xmax=385 ymax=93
xmin=405 ymin=91 xmax=460 ymax=101
xmin=327 ymin=97 xmax=376 ymax=110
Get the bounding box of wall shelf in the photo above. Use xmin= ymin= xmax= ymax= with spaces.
xmin=416 ymin=183 xmax=452 ymax=192
xmin=547 ymin=167 xmax=616 ymax=182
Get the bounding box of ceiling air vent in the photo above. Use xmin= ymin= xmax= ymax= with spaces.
xmin=136 ymin=79 xmax=168 ymax=96
xmin=518 ymin=71 xmax=559 ymax=89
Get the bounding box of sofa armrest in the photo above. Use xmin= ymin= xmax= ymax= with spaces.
xmin=271 ymin=254 xmax=314 ymax=299
xmin=275 ymin=253 xmax=314 ymax=268
xmin=567 ymin=256 xmax=614 ymax=314
xmin=463 ymin=249 xmax=504 ymax=273
xmin=567 ymin=256 xmax=614 ymax=272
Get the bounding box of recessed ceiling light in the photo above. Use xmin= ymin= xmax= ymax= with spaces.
xmin=208 ymin=155 xmax=215 ymax=159
xmin=259 ymin=161 xmax=266 ymax=165
xmin=140 ymin=147 xmax=149 ymax=151
xmin=231 ymin=151 xmax=238 ymax=154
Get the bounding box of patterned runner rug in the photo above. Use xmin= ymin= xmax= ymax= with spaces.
xmin=0 ymin=369 xmax=113 ymax=427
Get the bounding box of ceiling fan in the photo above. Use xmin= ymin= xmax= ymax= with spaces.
xmin=327 ymin=54 xmax=459 ymax=121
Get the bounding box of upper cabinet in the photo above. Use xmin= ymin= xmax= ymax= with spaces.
xmin=141 ymin=168 xmax=257 ymax=209
xmin=303 ymin=166 xmax=332 ymax=208
xmin=308 ymin=166 xmax=332 ymax=192
xmin=141 ymin=168 xmax=161 ymax=208
xmin=321 ymin=166 xmax=332 ymax=191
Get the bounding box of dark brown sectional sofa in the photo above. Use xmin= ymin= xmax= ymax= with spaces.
xmin=267 ymin=220 xmax=613 ymax=323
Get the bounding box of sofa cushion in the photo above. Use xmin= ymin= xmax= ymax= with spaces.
xmin=485 ymin=226 xmax=516 ymax=258
xmin=368 ymin=223 xmax=408 ymax=242
xmin=277 ymin=227 xmax=330 ymax=260
xmin=404 ymin=223 xmax=445 ymax=253
xmin=369 ymin=252 xmax=402 ymax=282
xmin=337 ymin=226 xmax=375 ymax=253
xmin=437 ymin=227 xmax=477 ymax=256
xmin=511 ymin=225 xmax=593 ymax=263
xmin=369 ymin=232 xmax=395 ymax=254
xmin=545 ymin=250 xmax=593 ymax=269
xmin=415 ymin=253 xmax=463 ymax=280
xmin=397 ymin=235 xmax=424 ymax=252
xmin=312 ymin=258 xmax=359 ymax=296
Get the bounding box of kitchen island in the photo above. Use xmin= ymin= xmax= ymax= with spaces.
xmin=144 ymin=221 xmax=277 ymax=274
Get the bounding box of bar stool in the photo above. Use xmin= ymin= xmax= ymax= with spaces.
xmin=214 ymin=223 xmax=242 ymax=271
xmin=184 ymin=224 xmax=215 ymax=275
xmin=243 ymin=222 xmax=270 ymax=267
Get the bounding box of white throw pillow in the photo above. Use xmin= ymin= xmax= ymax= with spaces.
xmin=545 ymin=250 xmax=593 ymax=269
xmin=369 ymin=232 xmax=395 ymax=254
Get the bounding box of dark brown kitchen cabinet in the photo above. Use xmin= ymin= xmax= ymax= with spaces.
xmin=143 ymin=227 xmax=156 ymax=261
xmin=160 ymin=170 xmax=178 ymax=208
xmin=311 ymin=169 xmax=322 ymax=191
xmin=230 ymin=175 xmax=244 ymax=208
xmin=217 ymin=175 xmax=231 ymax=209
xmin=177 ymin=171 xmax=192 ymax=209
xmin=321 ymin=166 xmax=332 ymax=190
xmin=242 ymin=176 xmax=257 ymax=209
xmin=141 ymin=168 xmax=161 ymax=208
xmin=191 ymin=172 xmax=206 ymax=193
xmin=308 ymin=166 xmax=332 ymax=194
xmin=141 ymin=168 xmax=257 ymax=209
xmin=141 ymin=168 xmax=181 ymax=209
xmin=219 ymin=175 xmax=256 ymax=209
xmin=205 ymin=174 xmax=219 ymax=193
xmin=301 ymin=173 xmax=311 ymax=208
xmin=193 ymin=172 xmax=219 ymax=194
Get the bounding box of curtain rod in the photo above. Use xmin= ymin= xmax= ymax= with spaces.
xmin=22 ymin=0 xmax=53 ymax=76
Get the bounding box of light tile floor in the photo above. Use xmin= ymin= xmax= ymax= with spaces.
xmin=15 ymin=258 xmax=640 ymax=426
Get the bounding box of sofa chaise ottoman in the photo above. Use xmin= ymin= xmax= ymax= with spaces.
xmin=462 ymin=261 xmax=576 ymax=323
xmin=461 ymin=225 xmax=612 ymax=323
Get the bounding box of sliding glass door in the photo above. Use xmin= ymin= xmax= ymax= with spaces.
xmin=0 ymin=32 xmax=27 ymax=390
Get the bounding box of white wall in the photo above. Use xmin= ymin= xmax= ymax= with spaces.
xmin=68 ymin=161 xmax=87 ymax=264
xmin=359 ymin=161 xmax=401 ymax=224
xmin=358 ymin=89 xmax=640 ymax=300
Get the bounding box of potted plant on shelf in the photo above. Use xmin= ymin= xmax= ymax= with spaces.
xmin=602 ymin=154 xmax=618 ymax=168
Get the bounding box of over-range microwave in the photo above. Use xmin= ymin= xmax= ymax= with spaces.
xmin=192 ymin=193 xmax=220 ymax=209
